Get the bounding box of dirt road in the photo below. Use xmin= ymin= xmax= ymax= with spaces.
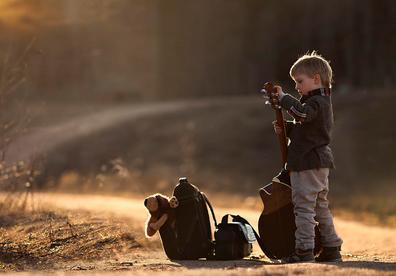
xmin=4 ymin=99 xmax=396 ymax=274
xmin=33 ymin=192 xmax=396 ymax=275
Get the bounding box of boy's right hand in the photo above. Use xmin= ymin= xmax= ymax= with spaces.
xmin=272 ymin=120 xmax=283 ymax=134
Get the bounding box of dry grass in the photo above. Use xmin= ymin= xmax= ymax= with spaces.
xmin=0 ymin=159 xmax=42 ymax=215
xmin=0 ymin=208 xmax=148 ymax=271
xmin=332 ymin=193 xmax=396 ymax=228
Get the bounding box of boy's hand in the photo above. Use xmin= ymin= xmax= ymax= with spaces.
xmin=272 ymin=120 xmax=283 ymax=134
xmin=273 ymin=85 xmax=285 ymax=100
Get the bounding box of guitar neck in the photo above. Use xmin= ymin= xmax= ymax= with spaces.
xmin=275 ymin=108 xmax=288 ymax=166
xmin=262 ymin=82 xmax=288 ymax=167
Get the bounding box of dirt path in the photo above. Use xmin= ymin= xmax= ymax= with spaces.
xmin=33 ymin=192 xmax=396 ymax=275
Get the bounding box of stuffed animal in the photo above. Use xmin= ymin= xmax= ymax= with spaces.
xmin=144 ymin=193 xmax=179 ymax=237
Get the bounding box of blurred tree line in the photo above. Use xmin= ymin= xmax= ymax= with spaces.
xmin=158 ymin=0 xmax=396 ymax=96
xmin=1 ymin=0 xmax=395 ymax=101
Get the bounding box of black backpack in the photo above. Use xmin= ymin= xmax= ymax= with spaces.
xmin=159 ymin=177 xmax=217 ymax=260
xmin=158 ymin=177 xmax=265 ymax=260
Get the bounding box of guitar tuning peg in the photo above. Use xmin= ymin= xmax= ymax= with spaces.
xmin=265 ymin=100 xmax=270 ymax=105
xmin=260 ymin=88 xmax=268 ymax=95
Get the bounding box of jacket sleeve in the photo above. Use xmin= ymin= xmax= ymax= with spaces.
xmin=280 ymin=94 xmax=319 ymax=123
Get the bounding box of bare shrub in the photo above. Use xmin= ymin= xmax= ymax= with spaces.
xmin=0 ymin=38 xmax=38 ymax=212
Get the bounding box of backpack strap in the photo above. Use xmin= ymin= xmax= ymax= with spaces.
xmin=230 ymin=214 xmax=276 ymax=259
xmin=202 ymin=192 xmax=217 ymax=227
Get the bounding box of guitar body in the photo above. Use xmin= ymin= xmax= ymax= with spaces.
xmin=258 ymin=171 xmax=322 ymax=258
xmin=258 ymin=180 xmax=295 ymax=258
xmin=258 ymin=83 xmax=322 ymax=259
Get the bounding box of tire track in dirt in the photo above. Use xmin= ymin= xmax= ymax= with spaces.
xmin=5 ymin=97 xmax=256 ymax=165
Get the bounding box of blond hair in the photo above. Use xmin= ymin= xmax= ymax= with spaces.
xmin=290 ymin=51 xmax=333 ymax=88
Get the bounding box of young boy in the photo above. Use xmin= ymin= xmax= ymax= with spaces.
xmin=271 ymin=51 xmax=343 ymax=263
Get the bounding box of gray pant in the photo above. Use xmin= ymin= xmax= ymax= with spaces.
xmin=290 ymin=168 xmax=343 ymax=250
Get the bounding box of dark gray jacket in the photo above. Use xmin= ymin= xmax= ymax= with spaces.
xmin=280 ymin=88 xmax=335 ymax=171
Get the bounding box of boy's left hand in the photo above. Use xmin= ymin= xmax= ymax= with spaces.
xmin=273 ymin=85 xmax=285 ymax=100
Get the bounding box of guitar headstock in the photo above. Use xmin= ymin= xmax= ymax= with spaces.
xmin=260 ymin=82 xmax=281 ymax=110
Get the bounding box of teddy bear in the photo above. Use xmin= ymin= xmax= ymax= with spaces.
xmin=144 ymin=193 xmax=179 ymax=237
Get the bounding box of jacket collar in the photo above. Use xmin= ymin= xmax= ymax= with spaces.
xmin=301 ymin=87 xmax=331 ymax=102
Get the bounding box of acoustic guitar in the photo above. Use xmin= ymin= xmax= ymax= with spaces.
xmin=258 ymin=83 xmax=321 ymax=259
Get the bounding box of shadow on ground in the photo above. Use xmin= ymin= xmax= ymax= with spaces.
xmin=172 ymin=258 xmax=269 ymax=269
xmin=330 ymin=261 xmax=396 ymax=272
xmin=170 ymin=259 xmax=396 ymax=273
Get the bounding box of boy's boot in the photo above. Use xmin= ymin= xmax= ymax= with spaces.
xmin=315 ymin=246 xmax=342 ymax=262
xmin=281 ymin=248 xmax=314 ymax=263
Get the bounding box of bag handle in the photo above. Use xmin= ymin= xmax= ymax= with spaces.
xmin=202 ymin=192 xmax=217 ymax=227
xmin=228 ymin=214 xmax=276 ymax=259
xmin=220 ymin=214 xmax=233 ymax=225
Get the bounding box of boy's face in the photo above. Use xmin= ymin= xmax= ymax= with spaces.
xmin=292 ymin=73 xmax=322 ymax=96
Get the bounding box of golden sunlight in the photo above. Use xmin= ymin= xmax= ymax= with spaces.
xmin=0 ymin=1 xmax=107 ymax=33
xmin=0 ymin=0 xmax=31 ymax=28
xmin=0 ymin=0 xmax=61 ymax=32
